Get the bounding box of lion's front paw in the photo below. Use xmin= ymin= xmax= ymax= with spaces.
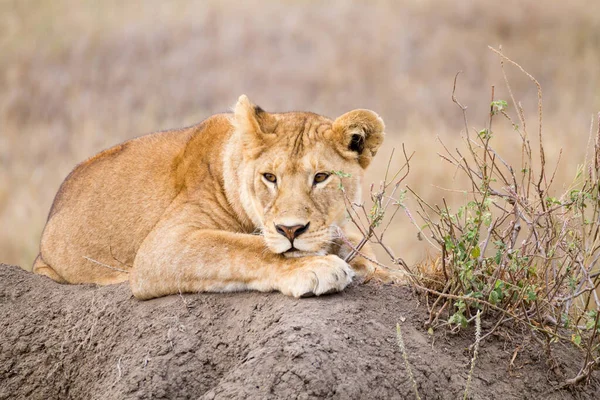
xmin=278 ymin=255 xmax=355 ymax=298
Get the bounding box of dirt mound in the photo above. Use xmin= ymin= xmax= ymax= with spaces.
xmin=0 ymin=264 xmax=597 ymax=399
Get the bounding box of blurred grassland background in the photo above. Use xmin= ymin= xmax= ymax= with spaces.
xmin=1 ymin=0 xmax=599 ymax=269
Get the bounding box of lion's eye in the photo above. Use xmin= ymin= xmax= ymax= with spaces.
xmin=263 ymin=173 xmax=277 ymax=183
xmin=313 ymin=172 xmax=330 ymax=185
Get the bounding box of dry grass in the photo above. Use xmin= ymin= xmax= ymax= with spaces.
xmin=1 ymin=0 xmax=599 ymax=269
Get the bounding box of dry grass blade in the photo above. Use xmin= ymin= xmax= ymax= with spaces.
xmin=83 ymin=256 xmax=130 ymax=274
xmin=396 ymin=323 xmax=422 ymax=400
xmin=464 ymin=310 xmax=481 ymax=400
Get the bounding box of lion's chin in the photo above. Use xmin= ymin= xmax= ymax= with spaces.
xmin=281 ymin=249 xmax=328 ymax=258
xmin=265 ymin=238 xmax=331 ymax=258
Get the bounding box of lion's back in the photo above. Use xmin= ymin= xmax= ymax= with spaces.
xmin=38 ymin=122 xmax=203 ymax=283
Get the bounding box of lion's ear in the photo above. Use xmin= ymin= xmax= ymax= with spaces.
xmin=233 ymin=95 xmax=277 ymax=142
xmin=333 ymin=109 xmax=385 ymax=169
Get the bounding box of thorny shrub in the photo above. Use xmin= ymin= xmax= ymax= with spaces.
xmin=339 ymin=47 xmax=600 ymax=388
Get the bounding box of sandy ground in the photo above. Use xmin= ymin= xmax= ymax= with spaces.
xmin=0 ymin=264 xmax=598 ymax=399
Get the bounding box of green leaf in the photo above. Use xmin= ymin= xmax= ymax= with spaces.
xmin=444 ymin=235 xmax=455 ymax=251
xmin=448 ymin=311 xmax=468 ymax=328
xmin=489 ymin=290 xmax=499 ymax=305
xmin=478 ymin=129 xmax=492 ymax=139
xmin=545 ymin=197 xmax=560 ymax=207
xmin=471 ymin=246 xmax=481 ymax=259
xmin=491 ymin=100 xmax=508 ymax=115
xmin=331 ymin=170 xmax=352 ymax=178
xmin=572 ymin=334 xmax=582 ymax=346
xmin=585 ymin=311 xmax=598 ymax=330
xmin=482 ymin=211 xmax=492 ymax=226
xmin=561 ymin=313 xmax=570 ymax=328
xmin=494 ymin=249 xmax=503 ymax=265
xmin=526 ymin=286 xmax=537 ymax=301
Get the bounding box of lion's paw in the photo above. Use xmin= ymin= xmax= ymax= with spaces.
xmin=278 ymin=255 xmax=354 ymax=298
xmin=367 ymin=267 xmax=408 ymax=284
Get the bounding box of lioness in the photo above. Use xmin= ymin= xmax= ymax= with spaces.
xmin=34 ymin=95 xmax=393 ymax=299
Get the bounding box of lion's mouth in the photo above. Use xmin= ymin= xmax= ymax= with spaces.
xmin=283 ymin=247 xmax=304 ymax=258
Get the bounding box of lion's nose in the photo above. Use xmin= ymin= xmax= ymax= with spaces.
xmin=275 ymin=222 xmax=310 ymax=242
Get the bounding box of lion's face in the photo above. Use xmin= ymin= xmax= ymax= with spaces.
xmin=253 ymin=135 xmax=362 ymax=257
xmin=231 ymin=96 xmax=385 ymax=257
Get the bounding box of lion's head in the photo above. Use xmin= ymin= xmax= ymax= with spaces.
xmin=227 ymin=95 xmax=385 ymax=257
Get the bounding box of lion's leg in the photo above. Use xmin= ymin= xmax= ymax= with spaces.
xmin=130 ymin=214 xmax=354 ymax=300
xmin=33 ymin=254 xmax=67 ymax=283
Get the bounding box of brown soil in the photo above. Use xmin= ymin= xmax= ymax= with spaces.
xmin=0 ymin=264 xmax=597 ymax=399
